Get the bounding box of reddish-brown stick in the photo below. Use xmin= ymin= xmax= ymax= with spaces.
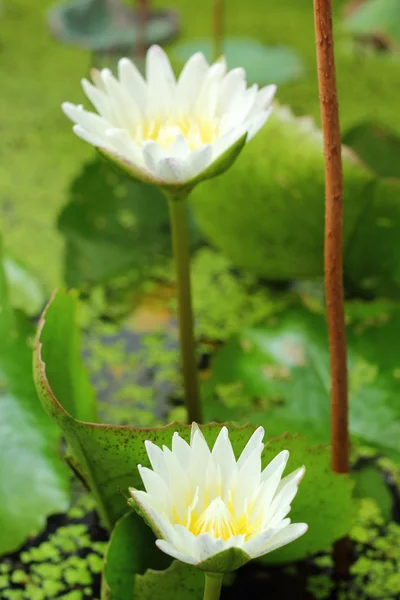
xmin=313 ymin=0 xmax=350 ymax=576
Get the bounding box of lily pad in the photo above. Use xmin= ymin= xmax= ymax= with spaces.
xmin=48 ymin=0 xmax=179 ymax=51
xmin=353 ymin=464 xmax=393 ymax=521
xmin=192 ymin=105 xmax=372 ymax=281
xmin=342 ymin=121 xmax=400 ymax=178
xmin=59 ymin=157 xmax=201 ymax=288
xmin=0 ymin=249 xmax=69 ymax=555
xmin=205 ymin=303 xmax=400 ymax=462
xmin=172 ymin=38 xmax=304 ymax=85
xmin=102 ymin=511 xmax=171 ymax=600
xmin=344 ymin=0 xmax=400 ymax=47
xmin=135 ymin=561 xmax=204 ymax=600
xmin=34 ymin=290 xmax=353 ymax=563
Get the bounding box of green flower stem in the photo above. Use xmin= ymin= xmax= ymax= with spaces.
xmin=203 ymin=573 xmax=224 ymax=600
xmin=166 ymin=192 xmax=202 ymax=423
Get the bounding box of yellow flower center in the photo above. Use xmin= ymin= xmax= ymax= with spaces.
xmin=133 ymin=117 xmax=219 ymax=151
xmin=174 ymin=494 xmax=263 ymax=542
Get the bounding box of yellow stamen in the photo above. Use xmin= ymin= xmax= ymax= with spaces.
xmin=133 ymin=116 xmax=219 ymax=151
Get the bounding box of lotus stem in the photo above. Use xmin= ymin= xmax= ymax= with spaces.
xmin=313 ymin=0 xmax=350 ymax=576
xmin=203 ymin=573 xmax=223 ymax=600
xmin=212 ymin=0 xmax=224 ymax=62
xmin=166 ymin=192 xmax=202 ymax=424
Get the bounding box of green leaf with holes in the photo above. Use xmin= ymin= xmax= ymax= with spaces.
xmin=0 ymin=247 xmax=69 ymax=555
xmin=33 ymin=290 xmax=259 ymax=529
xmin=34 ymin=291 xmax=353 ymax=561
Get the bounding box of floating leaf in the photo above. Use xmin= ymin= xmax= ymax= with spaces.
xmin=135 ymin=561 xmax=204 ymax=600
xmin=48 ymin=0 xmax=179 ymax=51
xmin=344 ymin=0 xmax=400 ymax=46
xmin=344 ymin=178 xmax=400 ymax=295
xmin=172 ymin=38 xmax=304 ymax=85
xmin=205 ymin=304 xmax=400 ymax=462
xmin=102 ymin=511 xmax=170 ymax=600
xmin=35 ymin=290 xmax=353 ymax=563
xmin=343 ymin=121 xmax=400 ymax=178
xmin=0 ymin=248 xmax=69 ymax=555
xmin=34 ymin=290 xmax=259 ymax=528
xmin=353 ymin=464 xmax=393 ymax=521
xmin=59 ymin=157 xmax=201 ymax=288
xmin=192 ymin=106 xmax=372 ymax=281
xmin=261 ymin=435 xmax=354 ymax=564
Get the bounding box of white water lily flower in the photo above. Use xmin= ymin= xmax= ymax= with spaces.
xmin=128 ymin=424 xmax=307 ymax=573
xmin=62 ymin=46 xmax=276 ymax=190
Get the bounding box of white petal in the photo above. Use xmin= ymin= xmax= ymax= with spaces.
xmin=193 ymin=533 xmax=226 ymax=562
xmin=129 ymin=489 xmax=172 ymax=539
xmin=156 ymin=540 xmax=197 ymax=565
xmin=72 ymin=125 xmax=106 ymax=148
xmin=252 ymin=84 xmax=277 ymax=114
xmin=237 ymin=427 xmax=264 ymax=469
xmin=246 ymin=107 xmax=273 ymax=141
xmin=211 ymin=427 xmax=237 ymax=495
xmin=170 ymin=134 xmax=190 ymax=159
xmin=261 ymin=450 xmax=289 ymax=483
xmin=243 ymin=518 xmax=290 ymax=557
xmin=211 ymin=126 xmax=247 ymax=161
xmin=187 ymin=145 xmax=213 ymax=179
xmin=62 ymin=102 xmax=110 ymax=137
xmin=234 ymin=446 xmax=262 ymax=513
xmin=104 ymin=128 xmax=144 ymax=165
xmin=90 ymin=68 xmax=106 ymax=91
xmin=138 ymin=465 xmax=172 ymax=512
xmin=218 ymin=68 xmax=246 ymax=113
xmin=177 ymin=52 xmax=210 ymax=113
xmin=157 ymin=157 xmax=188 ymax=183
xmin=101 ymin=70 xmax=135 ymax=129
xmin=118 ymin=57 xmax=148 ymax=115
xmin=146 ymin=45 xmax=176 ymax=115
xmin=142 ymin=140 xmax=168 ymax=174
xmin=251 ymin=523 xmax=308 ymax=559
xmin=81 ymin=78 xmax=112 ymax=120
xmin=172 ymin=432 xmax=192 ymax=470
xmin=145 ymin=440 xmax=168 ymax=481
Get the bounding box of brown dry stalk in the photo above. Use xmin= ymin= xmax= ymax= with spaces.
xmin=313 ymin=0 xmax=350 ymax=576
xmin=313 ymin=0 xmax=349 ymax=475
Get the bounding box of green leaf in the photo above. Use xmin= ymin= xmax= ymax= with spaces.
xmin=344 ymin=0 xmax=400 ymax=46
xmin=59 ymin=157 xmax=201 ymax=288
xmin=135 ymin=561 xmax=204 ymax=600
xmin=102 ymin=511 xmax=170 ymax=600
xmin=192 ymin=106 xmax=372 ymax=280
xmin=3 ymin=254 xmax=45 ymax=316
xmin=172 ymin=38 xmax=304 ymax=85
xmin=0 ymin=249 xmax=69 ymax=555
xmin=34 ymin=290 xmax=259 ymax=529
xmin=344 ymin=178 xmax=400 ymax=295
xmin=38 ymin=290 xmax=97 ymax=422
xmin=353 ymin=465 xmax=393 ymax=522
xmin=342 ymin=122 xmax=400 ymax=178
xmin=261 ymin=435 xmax=354 ymax=564
xmin=48 ymin=0 xmax=179 ymax=51
xmin=205 ymin=303 xmax=400 ymax=462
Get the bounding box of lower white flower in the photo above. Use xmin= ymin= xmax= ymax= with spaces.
xmin=62 ymin=45 xmax=276 ymax=190
xmin=128 ymin=424 xmax=307 ymax=573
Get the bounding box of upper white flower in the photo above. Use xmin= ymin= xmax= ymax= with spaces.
xmin=62 ymin=45 xmax=276 ymax=189
xmin=129 ymin=424 xmax=307 ymax=573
